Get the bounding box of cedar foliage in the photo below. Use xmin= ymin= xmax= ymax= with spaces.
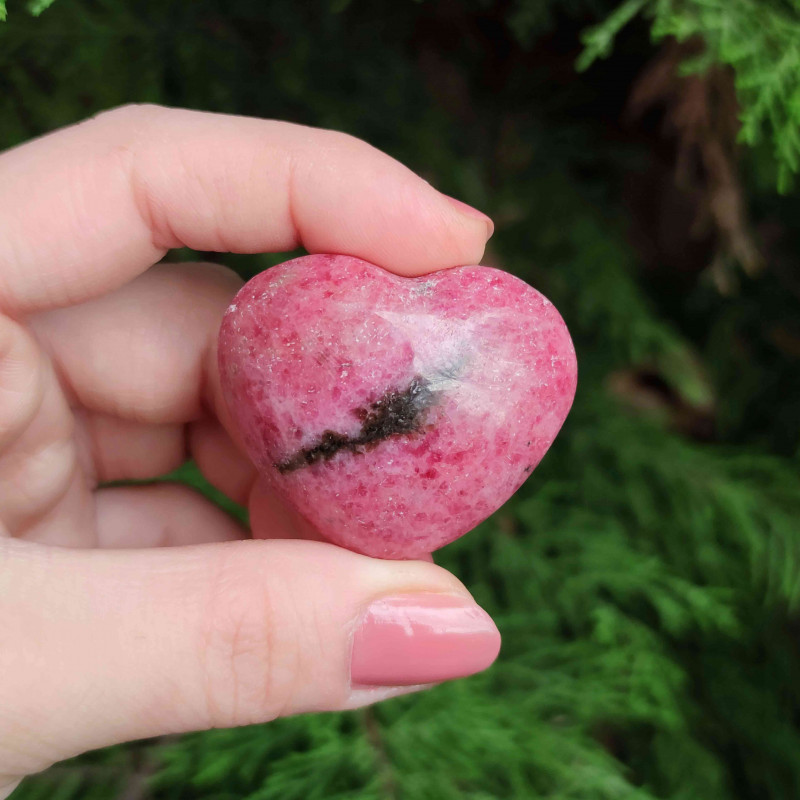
xmin=3 ymin=1 xmax=800 ymax=798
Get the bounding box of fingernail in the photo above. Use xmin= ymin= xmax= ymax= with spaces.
xmin=441 ymin=194 xmax=494 ymax=238
xmin=351 ymin=594 xmax=501 ymax=686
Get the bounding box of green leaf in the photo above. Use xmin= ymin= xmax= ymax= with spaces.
xmin=576 ymin=0 xmax=648 ymax=71
xmin=26 ymin=0 xmax=57 ymax=14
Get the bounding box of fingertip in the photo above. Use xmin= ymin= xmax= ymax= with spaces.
xmin=95 ymin=483 xmax=245 ymax=547
xmin=439 ymin=193 xmax=494 ymax=240
xmin=394 ymin=184 xmax=492 ymax=275
xmin=292 ymin=132 xmax=492 ymax=276
xmin=349 ymin=592 xmax=501 ymax=687
xmin=189 ymin=417 xmax=256 ymax=506
xmin=378 ymin=179 xmax=494 ymax=276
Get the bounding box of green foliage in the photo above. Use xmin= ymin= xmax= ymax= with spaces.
xmin=26 ymin=0 xmax=58 ymax=16
xmin=576 ymin=0 xmax=648 ymax=67
xmin=578 ymin=0 xmax=800 ymax=191
xmin=506 ymin=0 xmax=607 ymax=43
xmin=4 ymin=0 xmax=800 ymax=798
xmin=0 ymin=0 xmax=57 ymax=19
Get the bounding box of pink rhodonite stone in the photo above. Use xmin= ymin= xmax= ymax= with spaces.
xmin=218 ymin=254 xmax=577 ymax=559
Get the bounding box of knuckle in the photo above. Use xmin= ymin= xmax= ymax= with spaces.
xmin=196 ymin=548 xmax=300 ymax=727
xmin=89 ymin=102 xmax=166 ymax=126
xmin=0 ymin=316 xmax=45 ymax=451
xmin=0 ymin=438 xmax=77 ymax=531
xmin=306 ymin=125 xmax=374 ymax=158
xmin=331 ymin=129 xmax=383 ymax=162
xmin=325 ymin=128 xmax=364 ymax=149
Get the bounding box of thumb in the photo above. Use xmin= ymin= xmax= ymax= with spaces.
xmin=0 ymin=537 xmax=500 ymax=787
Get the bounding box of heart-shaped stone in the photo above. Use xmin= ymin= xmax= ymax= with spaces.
xmin=218 ymin=254 xmax=577 ymax=559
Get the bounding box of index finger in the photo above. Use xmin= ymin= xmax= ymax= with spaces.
xmin=0 ymin=104 xmax=492 ymax=314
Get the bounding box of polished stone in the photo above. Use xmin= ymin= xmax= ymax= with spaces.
xmin=219 ymin=254 xmax=577 ymax=559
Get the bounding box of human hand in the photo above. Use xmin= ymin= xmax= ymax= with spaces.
xmin=0 ymin=105 xmax=500 ymax=797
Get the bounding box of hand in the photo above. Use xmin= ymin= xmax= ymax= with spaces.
xmin=0 ymin=105 xmax=499 ymax=796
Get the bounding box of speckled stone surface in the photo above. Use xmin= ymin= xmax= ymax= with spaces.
xmin=218 ymin=254 xmax=577 ymax=559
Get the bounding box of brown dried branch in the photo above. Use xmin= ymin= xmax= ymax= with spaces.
xmin=628 ymin=38 xmax=763 ymax=291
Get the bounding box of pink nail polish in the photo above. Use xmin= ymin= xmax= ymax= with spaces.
xmin=350 ymin=594 xmax=501 ymax=686
xmin=441 ymin=194 xmax=495 ymax=237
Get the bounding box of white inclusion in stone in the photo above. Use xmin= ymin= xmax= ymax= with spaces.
xmin=377 ymin=309 xmax=521 ymax=420
xmin=410 ymin=279 xmax=437 ymax=297
xmin=375 ymin=310 xmax=476 ymax=389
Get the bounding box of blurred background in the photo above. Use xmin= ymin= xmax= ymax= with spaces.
xmin=3 ymin=0 xmax=800 ymax=798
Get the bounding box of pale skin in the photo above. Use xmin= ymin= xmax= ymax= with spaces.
xmin=0 ymin=105 xmax=496 ymax=796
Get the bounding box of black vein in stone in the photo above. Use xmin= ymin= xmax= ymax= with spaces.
xmin=275 ymin=376 xmax=434 ymax=473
